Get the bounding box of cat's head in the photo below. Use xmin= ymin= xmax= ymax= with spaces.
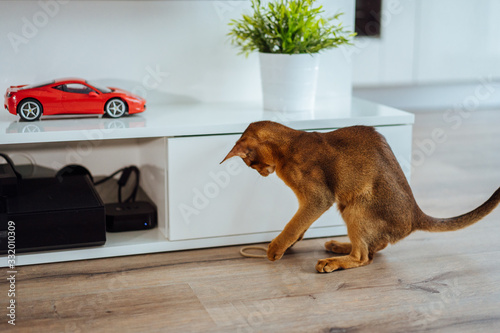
xmin=220 ymin=123 xmax=277 ymax=177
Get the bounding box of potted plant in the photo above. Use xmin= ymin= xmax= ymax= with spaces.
xmin=228 ymin=0 xmax=355 ymax=112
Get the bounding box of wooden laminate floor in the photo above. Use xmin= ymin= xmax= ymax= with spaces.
xmin=2 ymin=108 xmax=500 ymax=333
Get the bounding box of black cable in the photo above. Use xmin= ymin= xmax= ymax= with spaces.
xmin=94 ymin=166 xmax=140 ymax=203
xmin=124 ymin=167 xmax=140 ymax=203
xmin=118 ymin=166 xmax=140 ymax=203
xmin=118 ymin=184 xmax=123 ymax=204
xmin=0 ymin=153 xmax=22 ymax=180
xmin=93 ymin=168 xmax=125 ymax=186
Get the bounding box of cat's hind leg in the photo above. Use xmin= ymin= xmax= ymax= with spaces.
xmin=316 ymin=203 xmax=378 ymax=273
xmin=318 ymin=234 xmax=389 ymax=272
xmin=369 ymin=242 xmax=388 ymax=259
xmin=324 ymin=240 xmax=352 ymax=254
xmin=316 ymin=240 xmax=372 ymax=273
xmin=319 ymin=240 xmax=387 ymax=271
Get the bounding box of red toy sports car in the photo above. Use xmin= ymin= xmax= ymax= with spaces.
xmin=4 ymin=78 xmax=146 ymax=121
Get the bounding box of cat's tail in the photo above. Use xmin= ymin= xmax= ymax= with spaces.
xmin=416 ymin=187 xmax=500 ymax=232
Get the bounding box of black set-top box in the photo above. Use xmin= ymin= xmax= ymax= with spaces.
xmin=0 ymin=174 xmax=106 ymax=254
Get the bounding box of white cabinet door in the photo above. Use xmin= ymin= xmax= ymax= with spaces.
xmin=167 ymin=134 xmax=344 ymax=240
xmin=167 ymin=125 xmax=412 ymax=241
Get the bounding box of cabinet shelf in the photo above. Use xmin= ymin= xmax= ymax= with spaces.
xmin=0 ymin=98 xmax=414 ymax=144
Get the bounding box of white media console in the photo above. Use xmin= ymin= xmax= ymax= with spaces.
xmin=0 ymin=98 xmax=414 ymax=266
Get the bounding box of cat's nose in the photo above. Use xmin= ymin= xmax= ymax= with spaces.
xmin=259 ymin=169 xmax=270 ymax=177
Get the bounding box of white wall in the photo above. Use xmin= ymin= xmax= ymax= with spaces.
xmin=348 ymin=0 xmax=417 ymax=86
xmin=415 ymin=0 xmax=500 ymax=83
xmin=351 ymin=0 xmax=500 ymax=87
xmin=0 ymin=0 xmax=355 ymax=108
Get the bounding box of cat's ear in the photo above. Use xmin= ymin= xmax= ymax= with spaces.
xmin=220 ymin=142 xmax=249 ymax=164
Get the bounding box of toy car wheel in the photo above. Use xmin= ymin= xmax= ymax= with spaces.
xmin=18 ymin=99 xmax=43 ymax=121
xmin=105 ymin=99 xmax=127 ymax=118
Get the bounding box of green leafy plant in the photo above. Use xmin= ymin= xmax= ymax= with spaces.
xmin=228 ymin=0 xmax=356 ymax=56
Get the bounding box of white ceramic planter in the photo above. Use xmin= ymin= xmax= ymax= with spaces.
xmin=259 ymin=52 xmax=320 ymax=112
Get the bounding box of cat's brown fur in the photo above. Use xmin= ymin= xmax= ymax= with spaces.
xmin=221 ymin=121 xmax=500 ymax=273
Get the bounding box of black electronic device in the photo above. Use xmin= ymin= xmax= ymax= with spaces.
xmin=0 ymin=163 xmax=18 ymax=197
xmin=0 ymin=154 xmax=21 ymax=197
xmin=105 ymin=201 xmax=157 ymax=232
xmin=55 ymin=164 xmax=94 ymax=183
xmin=0 ymin=172 xmax=106 ymax=254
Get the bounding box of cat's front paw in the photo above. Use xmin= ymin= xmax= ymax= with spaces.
xmin=267 ymin=239 xmax=286 ymax=261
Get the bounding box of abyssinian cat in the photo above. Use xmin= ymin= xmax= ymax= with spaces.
xmin=221 ymin=121 xmax=500 ymax=273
